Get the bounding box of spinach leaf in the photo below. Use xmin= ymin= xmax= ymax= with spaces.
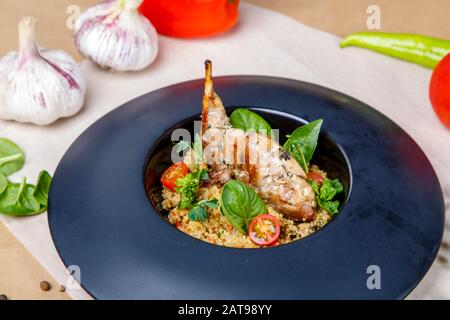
xmin=309 ymin=177 xmax=344 ymax=215
xmin=0 ymin=171 xmax=52 ymax=217
xmin=221 ymin=180 xmax=267 ymax=233
xmin=230 ymin=108 xmax=272 ymax=136
xmin=188 ymin=199 xmax=219 ymax=221
xmin=0 ymin=173 xmax=7 ymax=194
xmin=0 ymin=178 xmax=39 ymax=216
xmin=33 ymin=171 xmax=52 ymax=207
xmin=175 ymin=168 xmax=208 ymax=209
xmin=0 ymin=138 xmax=25 ymax=176
xmin=283 ymin=119 xmax=323 ymax=173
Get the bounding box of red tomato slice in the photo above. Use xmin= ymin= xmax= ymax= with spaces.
xmin=160 ymin=162 xmax=188 ymax=191
xmin=249 ymin=214 xmax=281 ymax=246
xmin=307 ymin=172 xmax=324 ymax=184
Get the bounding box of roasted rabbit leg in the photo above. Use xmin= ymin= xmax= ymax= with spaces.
xmin=201 ymin=60 xmax=316 ymax=221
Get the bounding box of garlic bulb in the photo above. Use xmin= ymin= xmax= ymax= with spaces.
xmin=0 ymin=17 xmax=86 ymax=126
xmin=75 ymin=0 xmax=159 ymax=71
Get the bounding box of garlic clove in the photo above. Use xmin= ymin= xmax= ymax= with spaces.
xmin=75 ymin=0 xmax=159 ymax=72
xmin=0 ymin=17 xmax=86 ymax=126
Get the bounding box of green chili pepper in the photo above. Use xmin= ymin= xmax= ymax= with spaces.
xmin=340 ymin=32 xmax=450 ymax=69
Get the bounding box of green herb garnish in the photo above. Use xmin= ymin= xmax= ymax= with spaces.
xmin=188 ymin=199 xmax=219 ymax=221
xmin=221 ymin=180 xmax=267 ymax=233
xmin=309 ymin=177 xmax=344 ymax=215
xmin=175 ymin=168 xmax=209 ymax=209
xmin=230 ymin=108 xmax=273 ymax=137
xmin=283 ymin=119 xmax=323 ymax=174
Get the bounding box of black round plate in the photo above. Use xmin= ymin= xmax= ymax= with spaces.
xmin=48 ymin=76 xmax=445 ymax=300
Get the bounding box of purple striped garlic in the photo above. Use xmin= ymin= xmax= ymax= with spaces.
xmin=0 ymin=17 xmax=86 ymax=126
xmin=75 ymin=0 xmax=158 ymax=71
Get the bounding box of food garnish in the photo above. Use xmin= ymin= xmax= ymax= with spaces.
xmin=309 ymin=178 xmax=344 ymax=215
xmin=0 ymin=17 xmax=85 ymax=125
xmin=283 ymin=119 xmax=323 ymax=173
xmin=230 ymin=108 xmax=273 ymax=136
xmin=221 ymin=180 xmax=267 ymax=234
xmin=188 ymin=199 xmax=219 ymax=222
xmin=248 ymin=214 xmax=280 ymax=246
xmin=160 ymin=162 xmax=189 ymax=191
xmin=340 ymin=32 xmax=450 ymax=69
xmin=175 ymin=168 xmax=209 ymax=209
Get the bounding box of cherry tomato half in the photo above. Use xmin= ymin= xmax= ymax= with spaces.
xmin=307 ymin=172 xmax=324 ymax=184
xmin=249 ymin=214 xmax=281 ymax=246
xmin=430 ymin=53 xmax=450 ymax=129
xmin=160 ymin=162 xmax=188 ymax=191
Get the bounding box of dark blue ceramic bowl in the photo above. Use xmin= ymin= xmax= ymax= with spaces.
xmin=48 ymin=76 xmax=445 ymax=300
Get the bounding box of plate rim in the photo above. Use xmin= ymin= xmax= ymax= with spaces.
xmin=47 ymin=75 xmax=445 ymax=300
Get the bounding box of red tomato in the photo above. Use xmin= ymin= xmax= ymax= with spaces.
xmin=139 ymin=0 xmax=240 ymax=38
xmin=160 ymin=162 xmax=188 ymax=191
xmin=307 ymin=172 xmax=324 ymax=184
xmin=249 ymin=214 xmax=281 ymax=246
xmin=430 ymin=53 xmax=450 ymax=129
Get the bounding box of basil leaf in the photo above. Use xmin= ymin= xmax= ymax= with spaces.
xmin=283 ymin=119 xmax=323 ymax=173
xmin=188 ymin=206 xmax=208 ymax=221
xmin=0 ymin=173 xmax=7 ymax=194
xmin=230 ymin=108 xmax=272 ymax=136
xmin=33 ymin=171 xmax=52 ymax=207
xmin=221 ymin=180 xmax=267 ymax=233
xmin=0 ymin=138 xmax=25 ymax=177
xmin=284 ymin=138 xmax=309 ymax=172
